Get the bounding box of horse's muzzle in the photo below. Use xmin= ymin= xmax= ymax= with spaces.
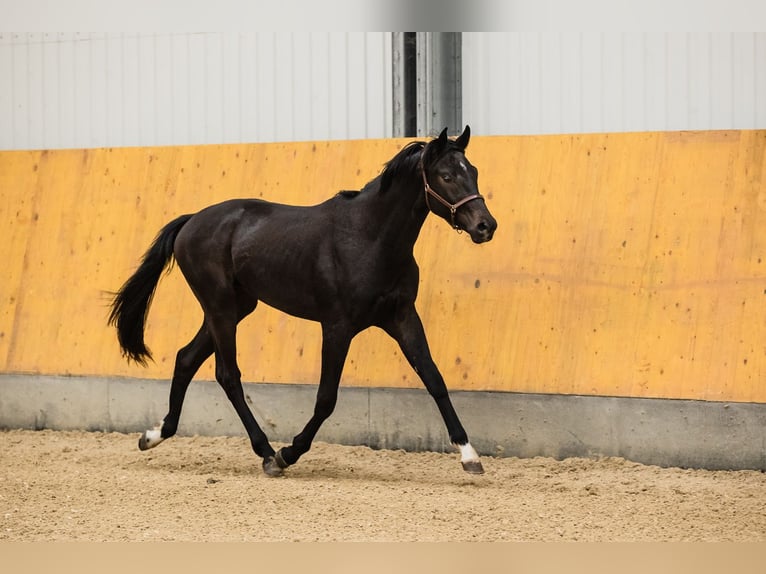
xmin=469 ymin=217 xmax=497 ymax=244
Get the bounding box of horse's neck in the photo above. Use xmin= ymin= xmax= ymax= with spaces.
xmin=372 ymin=180 xmax=429 ymax=252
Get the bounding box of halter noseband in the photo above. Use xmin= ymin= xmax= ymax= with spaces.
xmin=419 ymin=144 xmax=484 ymax=230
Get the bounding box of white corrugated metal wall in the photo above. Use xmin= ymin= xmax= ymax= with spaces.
xmin=462 ymin=32 xmax=766 ymax=135
xmin=2 ymin=32 xmax=765 ymax=150
xmin=0 ymin=32 xmax=393 ymax=150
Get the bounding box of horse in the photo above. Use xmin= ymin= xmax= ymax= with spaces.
xmin=108 ymin=126 xmax=498 ymax=477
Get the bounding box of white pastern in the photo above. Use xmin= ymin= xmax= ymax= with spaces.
xmin=143 ymin=428 xmax=165 ymax=449
xmin=458 ymin=442 xmax=480 ymax=464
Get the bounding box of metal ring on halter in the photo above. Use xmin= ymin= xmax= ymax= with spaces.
xmin=419 ymin=144 xmax=484 ymax=230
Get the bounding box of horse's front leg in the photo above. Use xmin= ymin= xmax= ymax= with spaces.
xmin=382 ymin=304 xmax=484 ymax=474
xmin=274 ymin=323 xmax=353 ymax=471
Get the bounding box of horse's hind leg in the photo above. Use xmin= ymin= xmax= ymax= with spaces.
xmin=138 ymin=322 xmax=214 ymax=450
xmin=139 ymin=297 xmax=257 ymax=451
xmin=202 ymin=299 xmax=281 ymax=476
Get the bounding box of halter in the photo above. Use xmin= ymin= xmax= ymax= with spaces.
xmin=419 ymin=144 xmax=484 ymax=230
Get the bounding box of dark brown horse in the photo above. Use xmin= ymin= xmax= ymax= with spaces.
xmin=109 ymin=126 xmax=497 ymax=476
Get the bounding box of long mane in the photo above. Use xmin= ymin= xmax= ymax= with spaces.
xmin=350 ymin=134 xmax=464 ymax=197
xmin=378 ymin=141 xmax=426 ymax=193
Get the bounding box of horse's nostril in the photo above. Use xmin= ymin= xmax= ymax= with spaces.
xmin=477 ymin=221 xmax=489 ymax=232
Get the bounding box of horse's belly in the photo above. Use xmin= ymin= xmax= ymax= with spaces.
xmin=234 ymin=255 xmax=334 ymax=323
xmin=255 ymin=289 xmax=326 ymax=323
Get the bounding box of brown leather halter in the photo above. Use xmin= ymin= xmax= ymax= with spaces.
xmin=419 ymin=145 xmax=484 ymax=230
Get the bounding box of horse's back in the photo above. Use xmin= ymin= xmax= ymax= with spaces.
xmin=173 ymin=197 xmax=341 ymax=318
xmin=175 ymin=197 xmax=331 ymax=251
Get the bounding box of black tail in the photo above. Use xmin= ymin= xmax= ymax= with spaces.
xmin=108 ymin=214 xmax=194 ymax=365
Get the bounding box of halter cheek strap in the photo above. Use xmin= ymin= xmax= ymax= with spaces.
xmin=419 ymin=147 xmax=484 ymax=230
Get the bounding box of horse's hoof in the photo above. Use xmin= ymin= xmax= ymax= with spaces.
xmin=274 ymin=448 xmax=290 ymax=469
xmin=462 ymin=460 xmax=485 ymax=475
xmin=138 ymin=429 xmax=163 ymax=451
xmin=262 ymin=456 xmax=285 ymax=478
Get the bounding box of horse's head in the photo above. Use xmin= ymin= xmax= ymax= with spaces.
xmin=421 ymin=126 xmax=497 ymax=244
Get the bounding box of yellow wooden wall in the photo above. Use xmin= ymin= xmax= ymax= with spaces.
xmin=2 ymin=130 xmax=765 ymax=402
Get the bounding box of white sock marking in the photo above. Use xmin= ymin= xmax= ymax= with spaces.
xmin=458 ymin=443 xmax=480 ymax=463
xmin=143 ymin=428 xmax=164 ymax=449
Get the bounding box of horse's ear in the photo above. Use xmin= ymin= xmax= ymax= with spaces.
xmin=437 ymin=127 xmax=449 ymax=147
xmin=455 ymin=125 xmax=471 ymax=150
xmin=429 ymin=127 xmax=450 ymax=158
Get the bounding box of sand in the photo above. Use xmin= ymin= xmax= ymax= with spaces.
xmin=1 ymin=429 xmax=765 ymax=542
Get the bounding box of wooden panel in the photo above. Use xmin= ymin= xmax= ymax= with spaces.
xmin=1 ymin=131 xmax=765 ymax=402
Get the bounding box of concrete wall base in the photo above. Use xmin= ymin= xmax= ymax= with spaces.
xmin=1 ymin=374 xmax=764 ymax=471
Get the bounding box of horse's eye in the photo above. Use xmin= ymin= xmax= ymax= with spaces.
xmin=441 ymin=173 xmax=452 ymax=182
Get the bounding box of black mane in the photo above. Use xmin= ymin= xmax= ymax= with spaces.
xmin=378 ymin=136 xmax=467 ymax=194
xmin=379 ymin=141 xmax=426 ymax=193
xmin=335 ymin=142 xmax=425 ymax=200
xmin=338 ymin=133 xmax=465 ymax=199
